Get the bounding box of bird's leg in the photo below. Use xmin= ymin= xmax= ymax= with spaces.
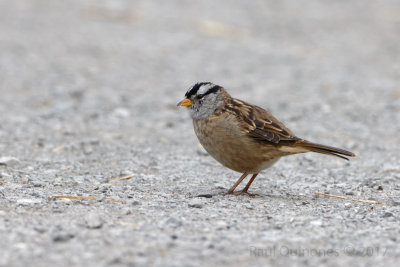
xmin=227 ymin=172 xmax=248 ymax=194
xmin=241 ymin=173 xmax=259 ymax=193
xmin=232 ymin=173 xmax=260 ymax=197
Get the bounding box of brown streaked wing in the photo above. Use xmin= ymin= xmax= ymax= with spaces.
xmin=227 ymin=98 xmax=299 ymax=144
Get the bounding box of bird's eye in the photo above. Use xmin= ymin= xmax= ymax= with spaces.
xmin=196 ymin=94 xmax=205 ymax=99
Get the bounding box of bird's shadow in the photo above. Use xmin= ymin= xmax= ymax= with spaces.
xmin=193 ymin=190 xmax=317 ymax=203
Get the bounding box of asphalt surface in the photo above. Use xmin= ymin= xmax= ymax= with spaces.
xmin=0 ymin=0 xmax=399 ymax=266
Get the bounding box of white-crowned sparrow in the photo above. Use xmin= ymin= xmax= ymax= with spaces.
xmin=178 ymin=82 xmax=355 ymax=196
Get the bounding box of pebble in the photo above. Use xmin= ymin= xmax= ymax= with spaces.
xmin=98 ymin=184 xmax=111 ymax=193
xmin=165 ymin=217 xmax=183 ymax=228
xmin=0 ymin=172 xmax=11 ymax=178
xmin=83 ymin=146 xmax=93 ymax=155
xmin=16 ymin=199 xmax=42 ymax=206
xmin=130 ymin=200 xmax=141 ymax=206
xmin=243 ymin=204 xmax=253 ymax=210
xmin=32 ymin=181 xmax=46 ymax=187
xmin=85 ymin=213 xmax=104 ymax=229
xmin=0 ymin=157 xmax=20 ymax=166
xmin=88 ymin=138 xmax=100 ymax=145
xmin=196 ymin=193 xmax=213 ymax=198
xmin=344 ymin=203 xmax=352 ymax=209
xmin=72 ymin=176 xmax=85 ymax=184
xmin=375 ymin=185 xmax=383 ymax=191
xmin=94 ymin=175 xmax=109 ymax=184
xmin=214 ymin=183 xmax=226 ymax=190
xmin=215 ymin=220 xmax=227 ymax=230
xmin=43 ymin=169 xmax=58 ymax=175
xmin=310 ymin=220 xmax=323 ymax=226
xmin=34 ymin=225 xmax=47 ymax=233
xmin=121 ymin=207 xmax=132 ymax=215
xmin=188 ymin=199 xmax=203 ymax=208
xmin=52 ymin=232 xmax=75 ymax=242
xmin=112 ymin=108 xmax=130 ymax=118
xmin=382 ymin=212 xmax=394 ymax=218
xmin=391 ymin=198 xmax=400 ymax=206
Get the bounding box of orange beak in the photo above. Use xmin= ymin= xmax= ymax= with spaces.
xmin=177 ymin=98 xmax=194 ymax=107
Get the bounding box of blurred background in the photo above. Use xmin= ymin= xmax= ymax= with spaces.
xmin=0 ymin=0 xmax=399 ymax=146
xmin=0 ymin=0 xmax=399 ymax=266
xmin=1 ymin=0 xmax=399 ymax=149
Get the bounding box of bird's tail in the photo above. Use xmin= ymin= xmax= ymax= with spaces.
xmin=296 ymin=140 xmax=355 ymax=160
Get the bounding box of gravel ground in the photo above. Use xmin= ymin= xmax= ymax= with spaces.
xmin=0 ymin=0 xmax=399 ymax=266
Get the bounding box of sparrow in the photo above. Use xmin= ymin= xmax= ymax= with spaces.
xmin=177 ymin=82 xmax=355 ymax=196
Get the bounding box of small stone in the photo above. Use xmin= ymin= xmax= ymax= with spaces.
xmin=391 ymin=198 xmax=400 ymax=206
xmin=95 ymin=175 xmax=109 ymax=183
xmin=310 ymin=220 xmax=323 ymax=226
xmin=344 ymin=203 xmax=352 ymax=209
xmin=34 ymin=226 xmax=47 ymax=233
xmin=72 ymin=176 xmax=85 ymax=184
xmin=17 ymin=199 xmax=42 ymax=206
xmin=0 ymin=172 xmax=11 ymax=178
xmin=188 ymin=199 xmax=203 ymax=208
xmin=215 ymin=220 xmax=227 ymax=229
xmin=382 ymin=212 xmax=394 ymax=218
xmin=14 ymin=243 xmax=28 ymax=250
xmin=130 ymin=200 xmax=140 ymax=206
xmin=0 ymin=157 xmax=20 ymax=166
xmin=88 ymin=138 xmax=100 ymax=145
xmin=196 ymin=194 xmax=213 ymax=198
xmin=214 ymin=183 xmax=226 ymax=190
xmin=112 ymin=108 xmax=130 ymax=118
xmin=85 ymin=213 xmax=103 ymax=229
xmin=96 ymin=196 xmax=105 ymax=202
xmin=52 ymin=232 xmax=75 ymax=242
xmin=98 ymin=184 xmax=111 ymax=193
xmin=166 ymin=122 xmax=174 ymax=128
xmin=165 ymin=217 xmax=183 ymax=228
xmin=32 ymin=181 xmax=46 ymax=187
xmin=121 ymin=207 xmax=131 ymax=215
xmin=83 ymin=146 xmax=93 ymax=154
xmin=243 ymin=204 xmax=253 ymax=209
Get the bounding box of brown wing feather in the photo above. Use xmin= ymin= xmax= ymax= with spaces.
xmin=219 ymin=94 xmax=355 ymax=160
xmin=219 ymin=95 xmax=355 ymax=160
xmin=225 ymin=98 xmax=299 ymax=144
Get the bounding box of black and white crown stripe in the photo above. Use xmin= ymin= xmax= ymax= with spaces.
xmin=185 ymin=82 xmax=222 ymax=98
